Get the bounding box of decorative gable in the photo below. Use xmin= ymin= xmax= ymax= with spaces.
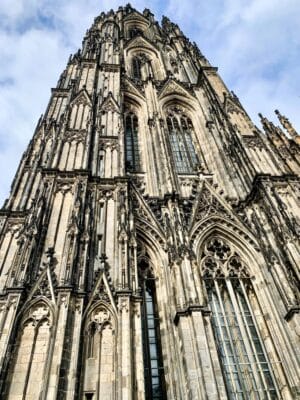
xmin=70 ymin=89 xmax=92 ymax=107
xmin=158 ymin=79 xmax=194 ymax=100
xmin=122 ymin=76 xmax=145 ymax=100
xmin=84 ymin=264 xmax=117 ymax=317
xmin=100 ymin=92 xmax=120 ymax=113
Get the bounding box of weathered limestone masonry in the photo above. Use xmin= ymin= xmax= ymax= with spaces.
xmin=0 ymin=4 xmax=299 ymax=399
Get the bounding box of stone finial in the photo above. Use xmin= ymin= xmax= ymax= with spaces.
xmin=258 ymin=113 xmax=274 ymax=133
xmin=275 ymin=109 xmax=298 ymax=138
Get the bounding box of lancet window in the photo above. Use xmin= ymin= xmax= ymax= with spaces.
xmin=138 ymin=253 xmax=166 ymax=400
xmin=201 ymin=237 xmax=277 ymax=399
xmin=132 ymin=56 xmax=142 ymax=80
xmin=125 ymin=111 xmax=140 ymax=172
xmin=166 ymin=107 xmax=198 ymax=173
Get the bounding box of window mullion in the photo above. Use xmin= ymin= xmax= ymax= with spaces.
xmin=211 ymin=284 xmax=240 ymax=398
xmin=226 ymin=280 xmax=258 ymax=399
xmin=178 ymin=118 xmax=191 ymax=172
xmin=131 ymin=116 xmax=135 ymax=169
xmin=215 ymin=281 xmax=245 ymax=399
xmin=240 ymin=281 xmax=278 ymax=399
xmin=236 ymin=284 xmax=267 ymax=397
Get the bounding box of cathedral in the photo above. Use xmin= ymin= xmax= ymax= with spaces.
xmin=0 ymin=4 xmax=299 ymax=399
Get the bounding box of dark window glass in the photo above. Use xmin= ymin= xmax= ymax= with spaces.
xmin=166 ymin=112 xmax=199 ymax=173
xmin=142 ymin=279 xmax=166 ymax=399
xmin=132 ymin=57 xmax=142 ymax=80
xmin=202 ymin=238 xmax=278 ymax=399
xmin=125 ymin=113 xmax=140 ymax=172
xmin=129 ymin=28 xmax=143 ymax=39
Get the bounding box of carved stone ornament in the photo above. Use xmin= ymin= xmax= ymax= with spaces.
xmin=201 ymin=237 xmax=251 ymax=280
xmin=22 ymin=302 xmax=51 ymax=328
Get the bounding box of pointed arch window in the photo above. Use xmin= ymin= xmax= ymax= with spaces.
xmin=166 ymin=108 xmax=199 ymax=173
xmin=138 ymin=254 xmax=166 ymax=399
xmin=125 ymin=112 xmax=140 ymax=172
xmin=132 ymin=56 xmax=142 ymax=80
xmin=201 ymin=237 xmax=278 ymax=399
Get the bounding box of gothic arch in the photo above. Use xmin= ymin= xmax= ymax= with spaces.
xmin=194 ymin=227 xmax=293 ymax=398
xmin=161 ymin=100 xmax=202 ymax=174
xmin=124 ymin=14 xmax=150 ymax=38
xmin=125 ymin=43 xmax=165 ymax=80
xmin=81 ymin=301 xmax=117 ymax=400
xmin=123 ymin=96 xmax=145 ymax=173
xmin=100 ymin=20 xmax=120 ymax=39
xmin=161 ymin=96 xmax=197 ymax=113
xmin=192 ymin=219 xmax=260 ymax=275
xmin=136 ymin=230 xmax=166 ymax=277
xmin=159 ymin=82 xmax=197 ymax=110
xmin=17 ymin=296 xmax=56 ymax=326
xmin=6 ymin=298 xmax=54 ymax=399
xmin=136 ymin=236 xmax=168 ymax=399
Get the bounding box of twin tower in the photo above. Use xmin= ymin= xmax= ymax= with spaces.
xmin=0 ymin=5 xmax=299 ymax=399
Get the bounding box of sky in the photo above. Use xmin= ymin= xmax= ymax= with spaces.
xmin=0 ymin=0 xmax=299 ymax=205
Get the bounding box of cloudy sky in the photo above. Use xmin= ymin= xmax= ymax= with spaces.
xmin=0 ymin=0 xmax=299 ymax=204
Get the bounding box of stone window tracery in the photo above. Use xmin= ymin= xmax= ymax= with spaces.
xmin=201 ymin=237 xmax=278 ymax=399
xmin=125 ymin=111 xmax=140 ymax=172
xmin=166 ymin=106 xmax=199 ymax=173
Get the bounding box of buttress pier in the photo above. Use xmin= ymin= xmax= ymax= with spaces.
xmin=0 ymin=4 xmax=299 ymax=399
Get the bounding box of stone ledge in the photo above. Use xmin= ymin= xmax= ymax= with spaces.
xmin=174 ymin=305 xmax=211 ymax=325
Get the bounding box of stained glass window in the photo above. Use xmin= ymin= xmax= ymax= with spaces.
xmin=166 ymin=110 xmax=198 ymax=173
xmin=202 ymin=237 xmax=278 ymax=400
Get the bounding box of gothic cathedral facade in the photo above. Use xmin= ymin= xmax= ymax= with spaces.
xmin=0 ymin=5 xmax=299 ymax=400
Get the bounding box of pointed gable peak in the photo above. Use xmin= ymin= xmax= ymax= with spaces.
xmin=100 ymin=92 xmax=120 ymax=113
xmin=158 ymin=78 xmax=194 ymax=101
xmin=26 ymin=266 xmax=56 ymax=305
xmin=224 ymin=93 xmax=243 ymax=115
xmin=126 ymin=35 xmax=158 ymax=53
xmin=131 ymin=184 xmax=165 ymax=242
xmin=122 ymin=76 xmax=145 ymax=100
xmin=71 ymin=88 xmax=92 ymax=107
xmin=84 ymin=264 xmax=117 ymax=317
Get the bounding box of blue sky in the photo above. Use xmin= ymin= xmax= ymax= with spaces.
xmin=0 ymin=0 xmax=299 ymax=204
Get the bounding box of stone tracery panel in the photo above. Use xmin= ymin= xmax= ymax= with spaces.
xmin=200 ymin=236 xmax=278 ymax=399
xmin=82 ymin=304 xmax=116 ymax=400
xmin=6 ymin=301 xmax=52 ymax=399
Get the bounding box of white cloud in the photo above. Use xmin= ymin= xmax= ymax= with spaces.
xmin=0 ymin=0 xmax=299 ymax=204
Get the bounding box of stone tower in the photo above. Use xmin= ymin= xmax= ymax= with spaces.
xmin=0 ymin=4 xmax=299 ymax=399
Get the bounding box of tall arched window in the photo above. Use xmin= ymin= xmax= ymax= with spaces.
xmin=138 ymin=252 xmax=166 ymax=399
xmin=132 ymin=57 xmax=142 ymax=80
xmin=125 ymin=112 xmax=140 ymax=172
xmin=201 ymin=237 xmax=277 ymax=399
xmin=166 ymin=107 xmax=199 ymax=173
